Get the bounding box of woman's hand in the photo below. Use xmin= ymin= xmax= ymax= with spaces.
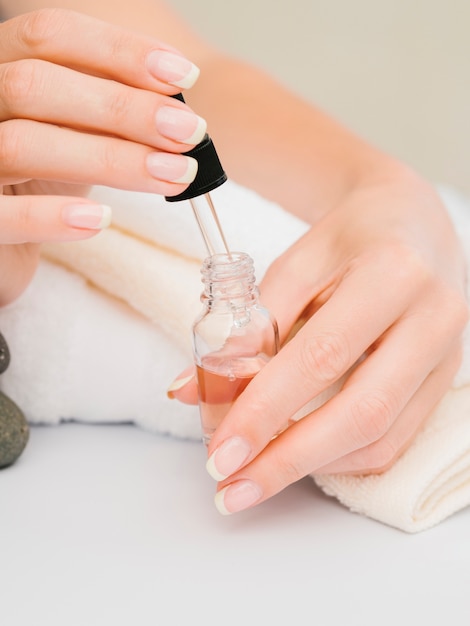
xmin=170 ymin=167 xmax=469 ymax=514
xmin=0 ymin=8 xmax=205 ymax=304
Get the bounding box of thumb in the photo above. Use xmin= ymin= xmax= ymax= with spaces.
xmin=259 ymin=256 xmax=315 ymax=345
xmin=167 ymin=366 xmax=198 ymax=404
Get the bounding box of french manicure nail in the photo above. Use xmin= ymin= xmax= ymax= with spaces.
xmin=146 ymin=153 xmax=198 ymax=183
xmin=214 ymin=480 xmax=263 ymax=515
xmin=147 ymin=50 xmax=200 ymax=89
xmin=166 ymin=374 xmax=195 ymax=398
xmin=62 ymin=204 xmax=112 ymax=230
xmin=206 ymin=436 xmax=252 ymax=481
xmin=155 ymin=106 xmax=207 ymax=144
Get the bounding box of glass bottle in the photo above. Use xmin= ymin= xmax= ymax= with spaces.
xmin=165 ymin=93 xmax=278 ymax=443
xmin=193 ymin=252 xmax=279 ymax=445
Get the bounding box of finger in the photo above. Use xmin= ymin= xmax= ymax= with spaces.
xmin=167 ymin=366 xmax=198 ymax=404
xmin=314 ymin=347 xmax=462 ymax=475
xmin=0 ymin=60 xmax=207 ymax=152
xmin=258 ymin=225 xmax=337 ymax=343
xmin=300 ymin=289 xmax=466 ymax=466
xmin=209 ymin=348 xmax=456 ymax=515
xmin=0 ymin=119 xmax=198 ymax=195
xmin=206 ymin=253 xmax=419 ymax=457
xmin=209 ymin=305 xmax=463 ymax=513
xmin=0 ymin=9 xmax=200 ymax=93
xmin=210 ymin=353 xmax=460 ymax=516
xmin=0 ymin=194 xmax=112 ymax=244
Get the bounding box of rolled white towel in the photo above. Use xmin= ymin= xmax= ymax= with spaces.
xmin=0 ymin=259 xmax=201 ymax=439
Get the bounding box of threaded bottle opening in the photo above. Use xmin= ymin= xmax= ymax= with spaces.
xmin=200 ymin=252 xmax=257 ymax=303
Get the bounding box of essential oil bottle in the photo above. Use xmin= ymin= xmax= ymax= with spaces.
xmin=192 ymin=252 xmax=279 ymax=444
xmin=166 ymin=94 xmax=278 ymax=443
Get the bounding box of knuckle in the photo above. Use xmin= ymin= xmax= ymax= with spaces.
xmin=241 ymin=387 xmax=286 ymax=432
xmin=0 ymin=120 xmax=30 ymax=173
xmin=392 ymin=247 xmax=430 ymax=292
xmin=104 ymin=87 xmax=134 ymax=127
xmin=370 ymin=242 xmax=431 ymax=292
xmin=347 ymin=391 xmax=396 ymax=446
xmin=15 ymin=8 xmax=70 ymax=50
xmin=271 ymin=449 xmax=306 ymax=484
xmin=356 ymin=437 xmax=399 ymax=473
xmin=0 ymin=59 xmax=40 ymax=111
xmin=12 ymin=200 xmax=33 ymax=234
xmin=93 ymin=139 xmax=121 ymax=174
xmin=296 ymin=331 xmax=350 ymax=385
xmin=105 ymin=30 xmax=136 ymax=65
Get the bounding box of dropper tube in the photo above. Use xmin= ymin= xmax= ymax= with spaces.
xmin=165 ymin=132 xmax=229 ymax=256
xmin=165 ymin=94 xmax=230 ymax=257
xmin=189 ymin=193 xmax=230 ymax=257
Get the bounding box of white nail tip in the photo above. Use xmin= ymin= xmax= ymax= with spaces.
xmin=170 ymin=63 xmax=200 ymax=89
xmin=167 ymin=374 xmax=194 ymax=393
xmin=183 ymin=116 xmax=207 ymax=145
xmin=214 ymin=488 xmax=231 ymax=515
xmin=174 ymin=157 xmax=198 ymax=183
xmin=206 ymin=453 xmax=228 ymax=482
xmin=97 ymin=205 xmax=112 ymax=229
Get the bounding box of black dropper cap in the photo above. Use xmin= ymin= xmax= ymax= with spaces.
xmin=164 ymin=94 xmax=227 ymax=202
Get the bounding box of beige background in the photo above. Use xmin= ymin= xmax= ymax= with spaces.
xmin=169 ymin=0 xmax=469 ymax=196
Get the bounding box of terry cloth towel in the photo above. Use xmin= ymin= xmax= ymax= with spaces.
xmin=0 ymin=180 xmax=469 ymax=533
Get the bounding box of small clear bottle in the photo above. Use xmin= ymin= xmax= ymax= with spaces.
xmin=165 ymin=94 xmax=278 ymax=442
xmin=193 ymin=252 xmax=279 ymax=445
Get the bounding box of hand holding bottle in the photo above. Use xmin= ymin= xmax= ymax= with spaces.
xmin=0 ymin=8 xmax=205 ymax=304
xmin=170 ymin=169 xmax=468 ymax=515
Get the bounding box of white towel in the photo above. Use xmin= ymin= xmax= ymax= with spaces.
xmin=0 ymin=181 xmax=309 ymax=439
xmin=0 ymin=180 xmax=469 ymax=533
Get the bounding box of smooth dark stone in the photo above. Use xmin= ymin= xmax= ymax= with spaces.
xmin=0 ymin=333 xmax=10 ymax=375
xmin=0 ymin=391 xmax=29 ymax=469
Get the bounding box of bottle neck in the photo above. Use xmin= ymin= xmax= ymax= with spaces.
xmin=200 ymin=252 xmax=258 ymax=309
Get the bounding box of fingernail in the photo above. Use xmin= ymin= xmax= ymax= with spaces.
xmin=147 ymin=50 xmax=200 ymax=89
xmin=166 ymin=373 xmax=194 ymax=398
xmin=206 ymin=436 xmax=252 ymax=481
xmin=146 ymin=153 xmax=198 ymax=183
xmin=62 ymin=204 xmax=112 ymax=229
xmin=214 ymin=480 xmax=263 ymax=515
xmin=155 ymin=106 xmax=207 ymax=144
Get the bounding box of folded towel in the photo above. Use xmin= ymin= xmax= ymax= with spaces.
xmin=314 ymin=386 xmax=470 ymax=532
xmin=0 ymin=180 xmax=469 ymax=533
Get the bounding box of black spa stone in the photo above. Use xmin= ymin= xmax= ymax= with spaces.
xmin=0 ymin=333 xmax=10 ymax=375
xmin=0 ymin=392 xmax=29 ymax=469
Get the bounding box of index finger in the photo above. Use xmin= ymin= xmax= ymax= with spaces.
xmin=0 ymin=8 xmax=199 ymax=92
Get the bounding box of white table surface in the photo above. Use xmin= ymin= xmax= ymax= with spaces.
xmin=1 ymin=422 xmax=469 ymax=626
